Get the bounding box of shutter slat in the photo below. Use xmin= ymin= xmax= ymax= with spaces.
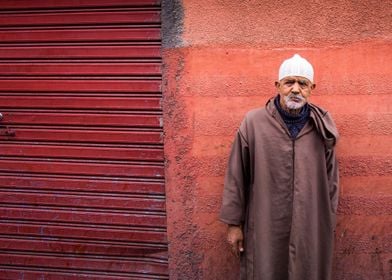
xmin=0 ymin=176 xmax=165 ymax=195
xmin=0 ymin=46 xmax=161 ymax=59
xmin=0 ymin=207 xmax=166 ymax=227
xmin=0 ymin=191 xmax=165 ymax=211
xmin=0 ymin=28 xmax=161 ymax=43
xmin=0 ymin=238 xmax=167 ymax=258
xmin=2 ymin=112 xmax=162 ymax=127
xmin=0 ymin=159 xmax=164 ymax=178
xmin=0 ymin=270 xmax=168 ymax=280
xmin=0 ymin=96 xmax=162 ymax=110
xmin=0 ymin=128 xmax=163 ymax=144
xmin=0 ymin=79 xmax=161 ymax=93
xmin=0 ymin=222 xmax=167 ymax=244
xmin=0 ymin=144 xmax=163 ymax=161
xmin=0 ymin=0 xmax=161 ymax=10
xmin=0 ymin=63 xmax=161 ymax=76
xmin=0 ymin=253 xmax=168 ymax=275
xmin=0 ymin=11 xmax=160 ymax=27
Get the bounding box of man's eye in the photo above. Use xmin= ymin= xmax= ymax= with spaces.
xmin=299 ymin=81 xmax=309 ymax=87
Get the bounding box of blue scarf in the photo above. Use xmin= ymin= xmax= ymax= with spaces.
xmin=274 ymin=95 xmax=310 ymax=139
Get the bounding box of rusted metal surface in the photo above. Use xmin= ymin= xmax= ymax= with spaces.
xmin=0 ymin=0 xmax=167 ymax=278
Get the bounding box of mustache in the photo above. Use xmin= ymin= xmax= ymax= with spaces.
xmin=286 ymin=93 xmax=305 ymax=101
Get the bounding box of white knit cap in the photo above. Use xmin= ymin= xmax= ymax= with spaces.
xmin=278 ymin=54 xmax=314 ymax=83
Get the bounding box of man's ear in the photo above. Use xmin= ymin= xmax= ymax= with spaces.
xmin=311 ymin=83 xmax=316 ymax=90
xmin=274 ymin=81 xmax=280 ymax=90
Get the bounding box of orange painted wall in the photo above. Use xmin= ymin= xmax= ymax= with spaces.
xmin=163 ymin=1 xmax=392 ymax=279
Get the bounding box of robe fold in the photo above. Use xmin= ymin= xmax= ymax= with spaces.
xmin=220 ymin=97 xmax=339 ymax=280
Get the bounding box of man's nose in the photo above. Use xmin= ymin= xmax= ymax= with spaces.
xmin=291 ymin=82 xmax=300 ymax=93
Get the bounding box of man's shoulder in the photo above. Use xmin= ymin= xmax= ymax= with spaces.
xmin=308 ymin=102 xmax=339 ymax=147
xmin=238 ymin=107 xmax=269 ymax=137
xmin=309 ymin=102 xmax=337 ymax=122
xmin=244 ymin=107 xmax=268 ymax=122
xmin=308 ymin=102 xmax=328 ymax=116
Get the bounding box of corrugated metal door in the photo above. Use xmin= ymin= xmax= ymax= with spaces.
xmin=0 ymin=1 xmax=167 ymax=279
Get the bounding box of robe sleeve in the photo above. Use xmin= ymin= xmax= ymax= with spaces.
xmin=219 ymin=125 xmax=250 ymax=226
xmin=326 ymin=147 xmax=339 ymax=218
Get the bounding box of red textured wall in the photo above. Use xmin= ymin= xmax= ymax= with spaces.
xmin=163 ymin=1 xmax=392 ymax=279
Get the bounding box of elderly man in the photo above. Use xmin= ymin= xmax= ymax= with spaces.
xmin=220 ymin=54 xmax=339 ymax=280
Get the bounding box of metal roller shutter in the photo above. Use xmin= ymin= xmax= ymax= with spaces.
xmin=0 ymin=1 xmax=167 ymax=279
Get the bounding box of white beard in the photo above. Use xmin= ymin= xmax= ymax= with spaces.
xmin=283 ymin=94 xmax=306 ymax=110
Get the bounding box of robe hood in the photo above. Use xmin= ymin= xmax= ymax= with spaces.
xmin=266 ymin=97 xmax=339 ymax=149
xmin=308 ymin=103 xmax=339 ymax=149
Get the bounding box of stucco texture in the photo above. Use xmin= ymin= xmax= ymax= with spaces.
xmin=163 ymin=0 xmax=392 ymax=279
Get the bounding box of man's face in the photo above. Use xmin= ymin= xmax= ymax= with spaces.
xmin=275 ymin=76 xmax=315 ymax=110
